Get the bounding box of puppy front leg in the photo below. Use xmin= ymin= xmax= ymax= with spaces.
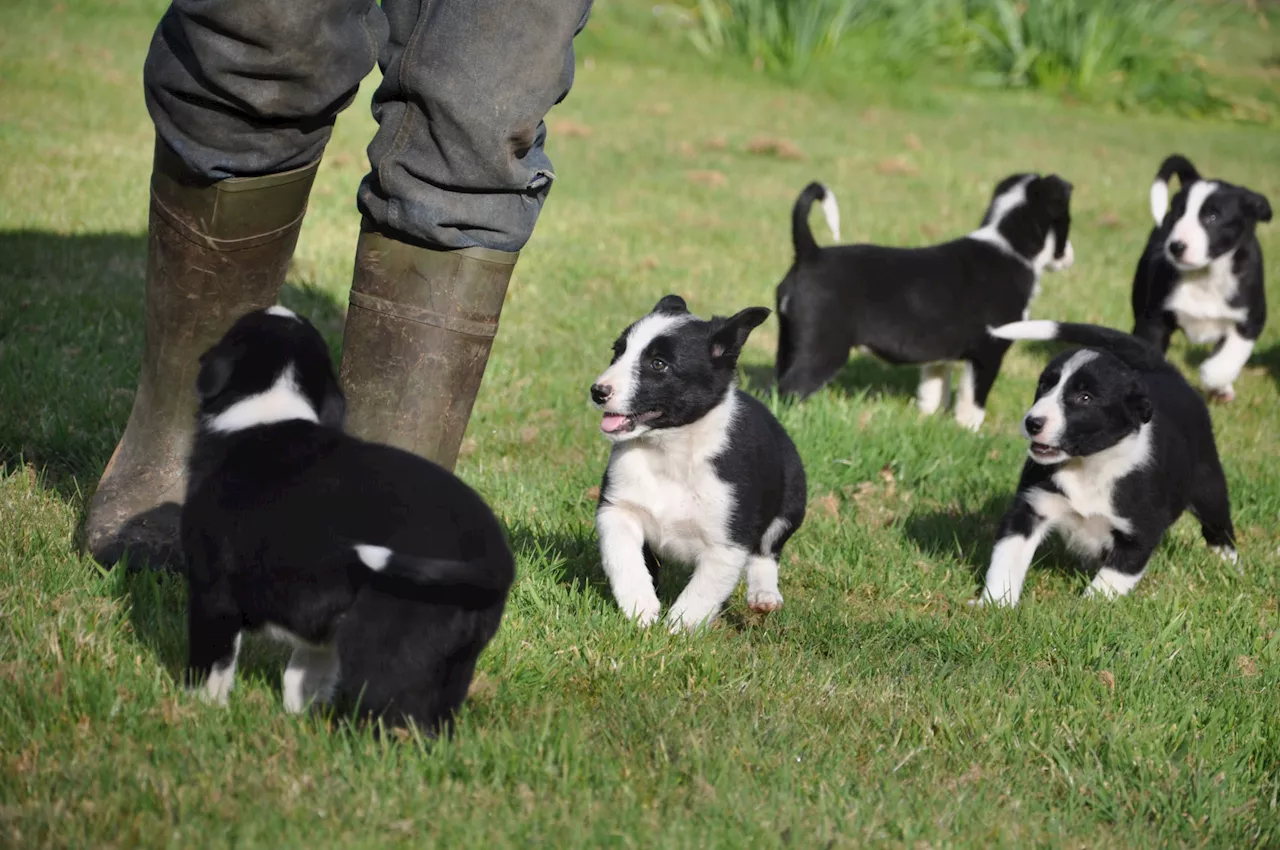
xmin=977 ymin=497 xmax=1048 ymax=607
xmin=1085 ymin=538 xmax=1158 ymax=600
xmin=597 ymin=506 xmax=662 ymax=626
xmin=667 ymin=546 xmax=750 ymax=632
xmin=1199 ymin=327 xmax=1255 ymax=402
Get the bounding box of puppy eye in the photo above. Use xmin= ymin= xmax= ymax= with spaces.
xmin=1203 ymin=210 xmax=1218 ymax=223
xmin=1074 ymin=391 xmax=1092 ymax=404
xmin=649 ymin=358 xmax=668 ymax=372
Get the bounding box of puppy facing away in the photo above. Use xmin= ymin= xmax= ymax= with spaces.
xmin=590 ymin=295 xmax=807 ymax=631
xmin=1133 ymin=154 xmax=1272 ymax=402
xmin=977 ymin=320 xmax=1236 ymax=607
xmin=776 ymin=175 xmax=1076 ymax=430
xmin=181 ymin=307 xmax=514 ymax=734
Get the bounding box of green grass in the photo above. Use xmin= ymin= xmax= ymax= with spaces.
xmin=4 ymin=0 xmax=1280 ymax=846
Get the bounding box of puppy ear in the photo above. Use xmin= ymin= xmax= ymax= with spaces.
xmin=653 ymin=295 xmax=688 ymax=315
xmin=1241 ymin=189 xmax=1272 ymax=223
xmin=1030 ymin=174 xmax=1073 ymax=205
xmin=195 ymin=351 xmax=235 ymax=401
xmin=1125 ymin=380 xmax=1154 ymax=425
xmin=709 ymin=307 xmax=770 ymax=365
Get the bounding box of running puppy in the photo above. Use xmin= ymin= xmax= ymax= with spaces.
xmin=977 ymin=320 xmax=1237 ymax=607
xmin=182 ymin=307 xmax=514 ymax=734
xmin=1133 ymin=154 xmax=1272 ymax=402
xmin=591 ymin=295 xmax=807 ymax=631
xmin=776 ymin=175 xmax=1075 ymax=430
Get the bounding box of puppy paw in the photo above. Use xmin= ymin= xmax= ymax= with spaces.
xmin=1204 ymin=384 xmax=1236 ymax=404
xmin=954 ymin=406 xmax=986 ymax=432
xmin=747 ymin=590 xmax=784 ymax=613
xmin=631 ymin=605 xmax=662 ymax=628
xmin=665 ymin=608 xmax=714 ymax=634
xmin=1210 ymin=544 xmax=1239 ymax=565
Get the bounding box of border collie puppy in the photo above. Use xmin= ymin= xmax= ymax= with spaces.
xmin=181 ymin=307 xmax=513 ymax=734
xmin=1133 ymin=154 xmax=1272 ymax=402
xmin=976 ymin=320 xmax=1236 ymax=607
xmin=775 ymin=175 xmax=1075 ymax=430
xmin=590 ymin=296 xmax=807 ymax=631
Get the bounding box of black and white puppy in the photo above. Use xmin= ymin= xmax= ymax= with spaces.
xmin=977 ymin=320 xmax=1236 ymax=606
xmin=182 ymin=306 xmax=514 ymax=734
xmin=590 ymin=296 xmax=807 ymax=631
xmin=1132 ymin=154 xmax=1272 ymax=402
xmin=776 ymin=175 xmax=1075 ymax=430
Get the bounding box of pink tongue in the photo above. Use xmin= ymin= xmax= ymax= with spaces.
xmin=601 ymin=414 xmax=630 ymax=433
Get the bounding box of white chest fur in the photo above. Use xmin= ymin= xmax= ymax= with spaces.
xmin=603 ymin=394 xmax=738 ymax=562
xmin=1028 ymin=426 xmax=1152 ymax=558
xmin=1163 ymin=251 xmax=1246 ymax=344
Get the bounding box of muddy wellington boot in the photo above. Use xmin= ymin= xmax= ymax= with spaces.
xmin=338 ymin=229 xmax=518 ymax=470
xmin=84 ymin=140 xmax=319 ymax=569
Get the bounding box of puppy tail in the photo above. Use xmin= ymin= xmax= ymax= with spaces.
xmin=353 ymin=544 xmax=511 ymax=593
xmin=989 ymin=320 xmax=1167 ymax=372
xmin=792 ymin=182 xmax=839 ymax=258
xmin=1150 ymin=154 xmax=1201 ymax=224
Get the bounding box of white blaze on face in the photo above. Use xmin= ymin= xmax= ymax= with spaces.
xmin=1023 ymin=350 xmax=1097 ymax=455
xmin=593 ymin=313 xmax=692 ymax=431
xmin=265 ymin=305 xmax=299 ymax=320
xmin=1166 ymin=181 xmax=1218 ymax=269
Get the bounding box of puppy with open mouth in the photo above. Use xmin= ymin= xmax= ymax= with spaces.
xmin=591 ymin=295 xmax=807 ymax=631
xmin=1132 ymin=154 xmax=1272 ymax=401
xmin=976 ymin=320 xmax=1237 ymax=607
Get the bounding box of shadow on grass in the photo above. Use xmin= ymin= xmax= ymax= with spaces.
xmin=742 ymin=353 xmax=920 ymax=402
xmin=901 ymin=491 xmax=1091 ymax=590
xmin=117 ymin=567 xmax=289 ymax=691
xmin=0 ymin=229 xmax=347 ymax=561
xmin=505 ymin=518 xmax=705 ymax=610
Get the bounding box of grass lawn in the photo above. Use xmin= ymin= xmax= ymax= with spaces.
xmin=4 ymin=1 xmax=1280 ymax=846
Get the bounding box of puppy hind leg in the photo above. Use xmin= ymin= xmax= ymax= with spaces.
xmin=916 ymin=363 xmax=951 ymax=416
xmin=1190 ymin=460 xmax=1239 ymax=570
xmin=745 ymin=555 xmax=783 ymax=613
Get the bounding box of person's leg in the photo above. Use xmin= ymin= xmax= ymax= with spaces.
xmin=339 ymin=0 xmax=594 ymax=469
xmin=86 ymin=0 xmax=384 ymax=569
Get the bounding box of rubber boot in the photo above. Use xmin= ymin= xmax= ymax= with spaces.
xmin=338 ymin=229 xmax=518 ymax=470
xmin=84 ymin=140 xmax=319 ymax=569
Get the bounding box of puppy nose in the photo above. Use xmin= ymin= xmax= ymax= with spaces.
xmin=1168 ymin=239 xmax=1186 ymax=258
xmin=1024 ymin=415 xmax=1046 ymax=437
xmin=590 ymin=383 xmax=612 ymax=405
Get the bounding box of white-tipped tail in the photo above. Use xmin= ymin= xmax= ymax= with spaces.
xmin=989 ymin=320 xmax=1059 ymax=341
xmin=819 ymin=187 xmax=841 ymax=242
xmin=1149 ymin=180 xmax=1169 ymax=225
xmin=265 ymin=305 xmax=299 ymax=320
xmin=354 ymin=544 xmax=392 ymax=571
